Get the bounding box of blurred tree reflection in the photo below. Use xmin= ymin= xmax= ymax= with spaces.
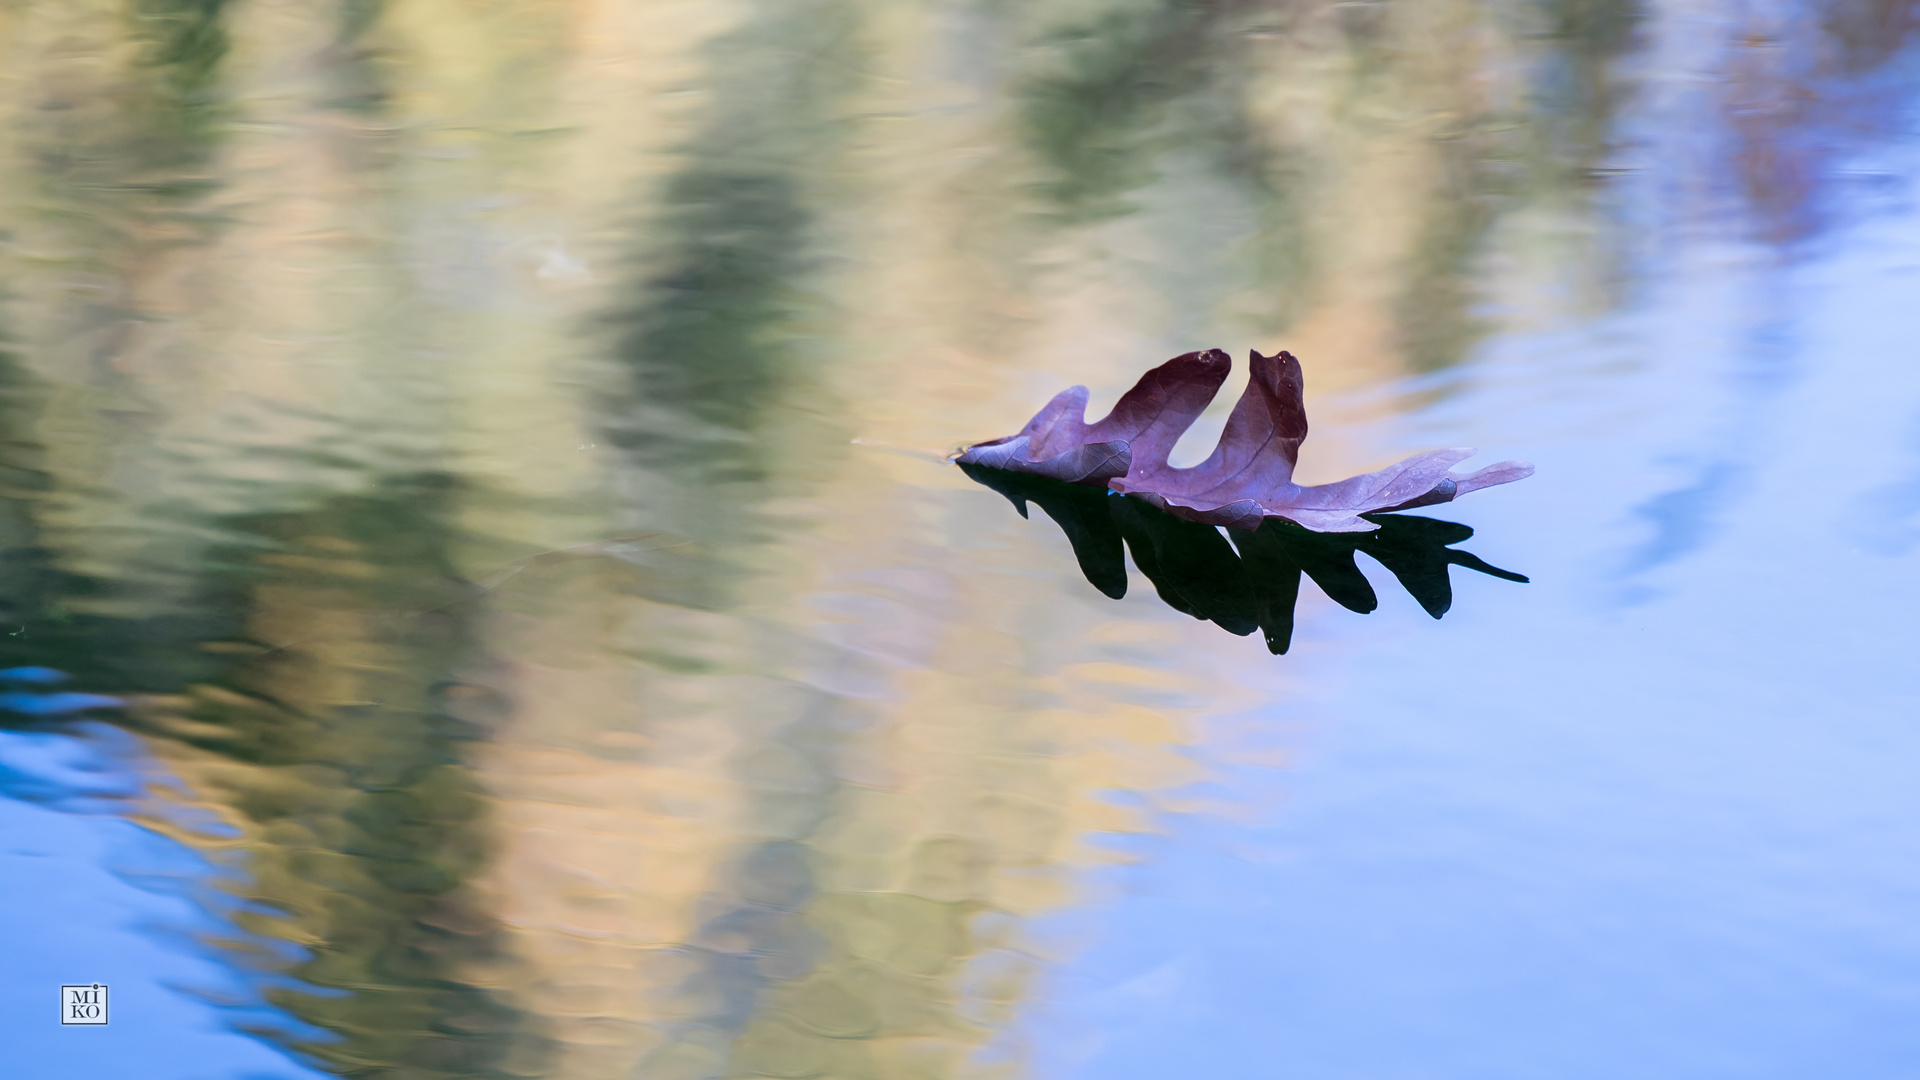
xmin=1721 ymin=0 xmax=1919 ymax=241
xmin=134 ymin=477 xmax=552 ymax=1078
xmin=961 ymin=462 xmax=1527 ymax=654
xmin=600 ymin=0 xmax=863 ymax=610
xmin=127 ymin=0 xmax=232 ymax=166
xmin=0 ymin=362 xmax=551 ymax=1073
xmin=1014 ymin=0 xmax=1256 ymax=219
xmin=1004 ymin=0 xmax=1644 ymax=371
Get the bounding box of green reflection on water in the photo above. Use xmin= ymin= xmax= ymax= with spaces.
xmin=0 ymin=405 xmax=551 ymax=1070
xmin=183 ymin=478 xmax=546 ymax=1078
xmin=600 ymin=0 xmax=863 ymax=610
xmin=1013 ymin=0 xmax=1244 ymax=220
xmin=127 ymin=0 xmax=232 ymax=163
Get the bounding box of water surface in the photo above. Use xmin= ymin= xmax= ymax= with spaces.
xmin=2 ymin=1 xmax=1918 ymax=1077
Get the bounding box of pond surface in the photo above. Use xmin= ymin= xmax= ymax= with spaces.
xmin=2 ymin=1 xmax=1918 ymax=1077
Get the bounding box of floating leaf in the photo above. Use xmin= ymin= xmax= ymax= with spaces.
xmin=961 ymin=349 xmax=1533 ymax=532
xmin=955 ymin=349 xmax=1230 ymax=484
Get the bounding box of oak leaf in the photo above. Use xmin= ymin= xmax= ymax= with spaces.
xmin=959 ymin=349 xmax=1532 ymax=532
xmin=955 ymin=349 xmax=1230 ymax=484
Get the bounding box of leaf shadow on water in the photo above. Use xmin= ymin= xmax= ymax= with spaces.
xmin=959 ymin=462 xmax=1527 ymax=654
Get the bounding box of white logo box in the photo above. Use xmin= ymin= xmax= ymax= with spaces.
xmin=61 ymin=984 xmax=108 ymax=1025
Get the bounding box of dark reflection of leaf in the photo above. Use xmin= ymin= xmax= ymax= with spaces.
xmin=962 ymin=465 xmax=1527 ymax=654
xmin=958 ymin=460 xmax=1127 ymax=599
xmin=1267 ymin=520 xmax=1378 ymax=615
xmin=1222 ymin=520 xmax=1305 ymax=655
xmin=1353 ymin=515 xmax=1528 ymax=618
xmin=1109 ymin=495 xmax=1259 ymax=636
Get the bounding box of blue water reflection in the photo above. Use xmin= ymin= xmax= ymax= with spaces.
xmin=0 ymin=714 xmax=333 ymax=1079
xmin=1045 ymin=116 xmax=1920 ymax=1080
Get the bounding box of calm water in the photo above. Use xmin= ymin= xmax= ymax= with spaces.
xmin=3 ymin=1 xmax=1918 ymax=1077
